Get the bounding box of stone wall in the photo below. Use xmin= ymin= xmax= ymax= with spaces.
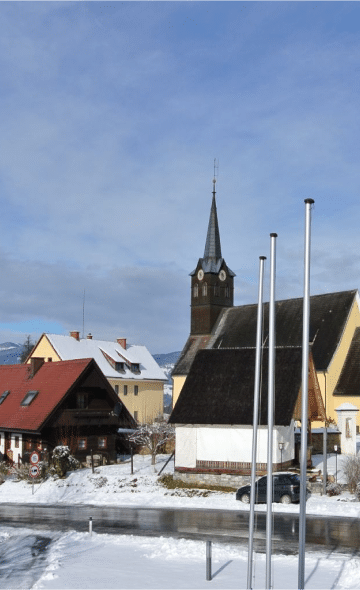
xmin=173 ymin=470 xmax=250 ymax=488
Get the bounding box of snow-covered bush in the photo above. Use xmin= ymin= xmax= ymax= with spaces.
xmin=326 ymin=482 xmax=342 ymax=497
xmin=51 ymin=446 xmax=80 ymax=478
xmin=342 ymin=455 xmax=360 ymax=493
xmin=128 ymin=422 xmax=175 ymax=465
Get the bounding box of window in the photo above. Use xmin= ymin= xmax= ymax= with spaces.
xmin=0 ymin=391 xmax=10 ymax=405
xmin=114 ymin=385 xmax=119 ymax=394
xmin=14 ymin=436 xmax=20 ymax=449
xmin=124 ymin=385 xmax=128 ymax=396
xmin=115 ymin=362 xmax=125 ymax=372
xmin=78 ymin=438 xmax=87 ymax=450
xmin=98 ymin=436 xmax=107 ymax=449
xmin=134 ymin=411 xmax=138 ymax=422
xmin=193 ymin=283 xmax=198 ymax=297
xmin=77 ymin=393 xmax=87 ymax=409
xmin=134 ymin=385 xmax=139 ymax=396
xmin=25 ymin=439 xmax=32 ymax=450
xmin=131 ymin=363 xmax=140 ymax=373
xmin=202 ymin=282 xmax=207 ymax=296
xmin=214 ymin=285 xmax=219 ymax=296
xmin=21 ymin=390 xmax=39 ymax=406
xmin=346 ymin=417 xmax=352 ymax=438
xmin=225 ymin=284 xmax=230 ymax=298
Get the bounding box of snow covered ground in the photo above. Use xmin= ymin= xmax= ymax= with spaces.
xmin=1 ymin=452 xmax=360 ymax=588
xmin=0 ymin=525 xmax=357 ymax=590
xmin=1 ymin=452 xmax=359 ymax=518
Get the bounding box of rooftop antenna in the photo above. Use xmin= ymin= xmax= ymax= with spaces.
xmin=213 ymin=158 xmax=219 ymax=196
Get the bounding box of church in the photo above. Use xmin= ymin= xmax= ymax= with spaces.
xmin=170 ymin=179 xmax=360 ymax=486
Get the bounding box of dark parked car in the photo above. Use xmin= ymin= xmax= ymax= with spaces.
xmin=236 ymin=472 xmax=301 ymax=505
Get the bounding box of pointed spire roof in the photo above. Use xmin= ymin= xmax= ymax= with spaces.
xmin=190 ymin=178 xmax=235 ymax=277
xmin=204 ymin=190 xmax=222 ymax=260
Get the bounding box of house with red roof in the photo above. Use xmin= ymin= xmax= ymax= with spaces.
xmin=0 ymin=357 xmax=136 ymax=465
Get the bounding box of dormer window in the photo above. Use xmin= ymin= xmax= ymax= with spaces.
xmin=0 ymin=390 xmax=10 ymax=405
xmin=115 ymin=362 xmax=125 ymax=372
xmin=21 ymin=390 xmax=39 ymax=406
xmin=131 ymin=363 xmax=140 ymax=373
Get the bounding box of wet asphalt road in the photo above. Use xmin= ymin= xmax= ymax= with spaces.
xmin=0 ymin=503 xmax=359 ymax=555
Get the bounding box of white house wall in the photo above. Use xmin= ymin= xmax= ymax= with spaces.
xmin=0 ymin=431 xmax=4 ymax=457
xmin=175 ymin=422 xmax=295 ymax=469
xmin=175 ymin=426 xmax=197 ymax=468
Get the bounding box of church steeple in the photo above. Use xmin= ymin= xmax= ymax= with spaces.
xmin=189 ymin=175 xmax=235 ymax=336
xmin=204 ymin=181 xmax=222 ymax=262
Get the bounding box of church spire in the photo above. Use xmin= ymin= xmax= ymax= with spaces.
xmin=204 ymin=178 xmax=222 ymax=260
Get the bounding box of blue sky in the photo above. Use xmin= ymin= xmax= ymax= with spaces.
xmin=1 ymin=1 xmax=360 ymax=353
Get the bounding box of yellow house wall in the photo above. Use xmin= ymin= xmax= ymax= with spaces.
xmin=172 ymin=375 xmax=187 ymax=407
xmin=108 ymin=379 xmax=164 ymax=424
xmin=27 ymin=335 xmax=61 ymax=362
xmin=314 ymin=295 xmax=360 ymax=429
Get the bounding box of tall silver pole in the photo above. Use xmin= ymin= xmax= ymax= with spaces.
xmin=266 ymin=233 xmax=277 ymax=589
xmin=298 ymin=198 xmax=314 ymax=590
xmin=322 ymin=372 xmax=327 ymax=496
xmin=247 ymin=255 xmax=266 ymax=590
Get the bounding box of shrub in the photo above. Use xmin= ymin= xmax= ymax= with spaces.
xmin=326 ymin=482 xmax=342 ymax=497
xmin=51 ymin=446 xmax=80 ymax=478
xmin=342 ymin=455 xmax=360 ymax=493
xmin=356 ymin=481 xmax=360 ymax=501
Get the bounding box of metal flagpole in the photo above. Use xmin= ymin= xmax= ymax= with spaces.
xmin=247 ymin=255 xmax=266 ymax=590
xmin=298 ymin=198 xmax=314 ymax=590
xmin=266 ymin=233 xmax=277 ymax=589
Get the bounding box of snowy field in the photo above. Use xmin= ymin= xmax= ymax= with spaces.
xmin=1 ymin=452 xmax=360 ymax=589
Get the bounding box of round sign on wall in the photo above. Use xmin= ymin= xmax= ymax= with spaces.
xmin=30 ymin=451 xmax=40 ymax=465
xmin=29 ymin=465 xmax=40 ymax=478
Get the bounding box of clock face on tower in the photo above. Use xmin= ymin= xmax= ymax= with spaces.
xmin=197 ymin=269 xmax=204 ymax=281
xmin=219 ymin=270 xmax=226 ymax=281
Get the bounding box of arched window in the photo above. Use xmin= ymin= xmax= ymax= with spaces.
xmin=193 ymin=283 xmax=199 ymax=297
xmin=225 ymin=284 xmax=230 ymax=298
xmin=202 ymin=282 xmax=207 ymax=296
xmin=214 ymin=284 xmax=219 ymax=297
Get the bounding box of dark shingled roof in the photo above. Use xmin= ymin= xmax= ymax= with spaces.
xmin=173 ymin=290 xmax=357 ymax=376
xmin=172 ymin=335 xmax=212 ymax=376
xmin=170 ymin=347 xmax=310 ymax=426
xmin=334 ymin=327 xmax=360 ymax=397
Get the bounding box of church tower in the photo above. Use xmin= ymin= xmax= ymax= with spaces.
xmin=190 ymin=177 xmax=235 ymax=335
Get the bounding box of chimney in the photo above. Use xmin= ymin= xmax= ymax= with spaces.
xmin=117 ymin=338 xmax=126 ymax=349
xmin=70 ymin=331 xmax=80 ymax=341
xmin=30 ymin=357 xmax=45 ymax=378
xmin=87 ymin=333 xmax=93 ymax=339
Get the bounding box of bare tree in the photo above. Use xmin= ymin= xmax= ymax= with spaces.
xmin=20 ymin=335 xmax=34 ymax=363
xmin=128 ymin=422 xmax=175 ymax=465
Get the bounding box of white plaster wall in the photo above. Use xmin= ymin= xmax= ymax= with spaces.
xmin=336 ymin=408 xmax=358 ymax=455
xmin=175 ymin=426 xmax=197 ymax=468
xmin=175 ymin=423 xmax=295 ymax=466
xmin=10 ymin=433 xmax=22 ymax=464
xmin=274 ymin=422 xmax=295 ymax=464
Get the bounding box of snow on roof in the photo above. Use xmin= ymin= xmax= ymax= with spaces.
xmin=46 ymin=334 xmax=167 ymax=381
